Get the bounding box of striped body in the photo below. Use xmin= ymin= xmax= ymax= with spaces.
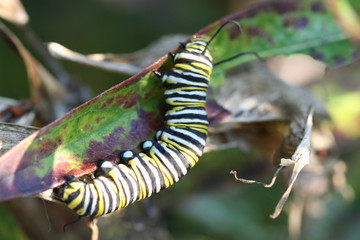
xmin=58 ymin=38 xmax=213 ymax=217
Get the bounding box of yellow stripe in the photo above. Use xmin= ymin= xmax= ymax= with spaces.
xmin=107 ymin=168 xmax=126 ymax=210
xmin=128 ymin=158 xmax=147 ymax=201
xmin=149 ymin=150 xmax=175 ymax=188
xmin=93 ymin=179 xmax=105 ymax=216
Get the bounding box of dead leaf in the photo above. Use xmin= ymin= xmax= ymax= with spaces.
xmin=270 ymin=107 xmax=314 ymax=219
xmin=0 ymin=97 xmax=35 ymax=125
xmin=0 ymin=0 xmax=28 ymax=26
xmin=205 ymin=62 xmax=327 ymax=158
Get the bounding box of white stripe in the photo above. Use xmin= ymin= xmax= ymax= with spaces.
xmin=89 ymin=184 xmax=98 ymax=216
xmin=152 ymin=146 xmax=180 ymax=182
xmin=165 ymin=74 xmax=208 ymax=87
xmin=160 ymin=143 xmax=188 ymax=176
xmin=139 ymin=153 xmax=162 ymax=193
xmin=163 ymin=131 xmax=202 ymax=156
xmin=119 ymin=165 xmax=139 ymax=205
xmin=82 ymin=184 xmax=90 ymax=215
xmin=133 ymin=157 xmax=153 ymax=198
xmin=106 ymin=179 xmax=118 ymax=213
xmin=170 ymin=127 xmax=206 ymax=146
xmin=165 ymin=90 xmax=207 ymax=97
xmin=166 ymin=97 xmax=205 ymax=103
xmin=95 ymin=178 xmax=110 ymax=214
xmin=111 ymin=166 xmax=131 ymax=206
xmin=174 ymin=70 xmax=209 ymax=81
xmin=176 ymin=52 xmax=212 ymax=67
xmin=167 ymin=108 xmax=207 ymax=116
xmin=167 ymin=118 xmax=208 ymax=124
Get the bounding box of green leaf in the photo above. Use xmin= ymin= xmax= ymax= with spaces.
xmin=0 ymin=0 xmax=358 ymax=201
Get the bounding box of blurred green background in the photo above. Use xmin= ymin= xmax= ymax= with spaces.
xmin=1 ymin=0 xmax=360 ymax=240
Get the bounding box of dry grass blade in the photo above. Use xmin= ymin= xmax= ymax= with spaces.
xmin=47 ymin=42 xmax=142 ymax=75
xmin=270 ymin=107 xmax=314 ymax=219
xmin=0 ymin=0 xmax=28 ymax=26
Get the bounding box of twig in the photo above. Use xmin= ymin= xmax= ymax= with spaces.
xmin=48 ymin=42 xmax=142 ymax=75
xmin=230 ymin=166 xmax=283 ymax=188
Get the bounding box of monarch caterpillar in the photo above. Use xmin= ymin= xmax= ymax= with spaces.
xmin=56 ymin=20 xmax=261 ymax=219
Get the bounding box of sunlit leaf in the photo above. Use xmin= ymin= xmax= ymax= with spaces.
xmin=0 ymin=0 xmax=358 ymax=201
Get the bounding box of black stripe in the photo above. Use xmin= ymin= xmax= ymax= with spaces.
xmin=163 ymin=126 xmax=206 ymax=151
xmin=151 ymin=141 xmax=178 ymax=180
xmin=163 ymin=70 xmax=209 ymax=85
xmin=116 ymin=164 xmax=137 ymax=205
xmin=65 ymin=189 xmax=80 ymax=205
xmin=161 ymin=128 xmax=203 ymax=158
xmin=165 ymin=112 xmax=208 ymax=122
xmin=165 ymin=92 xmax=206 ymax=102
xmin=164 ymin=84 xmax=207 ymax=93
xmin=139 ymin=153 xmax=166 ymax=191
xmin=84 ymin=185 xmax=95 ymax=216
xmin=180 ymin=49 xmax=212 ymax=62
xmin=136 ymin=154 xmax=157 ymax=196
xmin=153 ymin=141 xmax=184 ymax=178
xmin=175 ymin=58 xmax=211 ymax=75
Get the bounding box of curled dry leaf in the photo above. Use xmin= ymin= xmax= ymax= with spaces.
xmin=206 ymin=61 xmax=324 ymax=219
xmin=205 ymin=62 xmax=327 ymax=157
xmin=287 ymin=122 xmax=354 ymax=240
xmin=270 ymin=107 xmax=314 ymax=219
xmin=0 ymin=0 xmax=28 ymax=26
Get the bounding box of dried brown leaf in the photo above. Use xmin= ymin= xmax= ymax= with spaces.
xmin=270 ymin=107 xmax=314 ymax=219
xmin=0 ymin=97 xmax=35 ymax=125
xmin=205 ymin=63 xmax=327 ymax=158
xmin=0 ymin=0 xmax=28 ymax=26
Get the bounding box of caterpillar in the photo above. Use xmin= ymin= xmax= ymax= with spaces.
xmin=56 ymin=20 xmax=260 ymax=218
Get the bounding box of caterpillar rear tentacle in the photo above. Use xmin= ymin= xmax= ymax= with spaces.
xmin=56 ymin=20 xmax=260 ymax=219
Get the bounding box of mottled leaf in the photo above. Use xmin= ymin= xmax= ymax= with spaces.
xmin=0 ymin=0 xmax=358 ymax=201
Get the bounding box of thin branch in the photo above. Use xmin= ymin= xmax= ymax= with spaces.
xmin=47 ymin=42 xmax=142 ymax=75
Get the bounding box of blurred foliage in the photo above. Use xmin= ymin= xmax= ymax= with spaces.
xmin=0 ymin=204 xmax=27 ymax=240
